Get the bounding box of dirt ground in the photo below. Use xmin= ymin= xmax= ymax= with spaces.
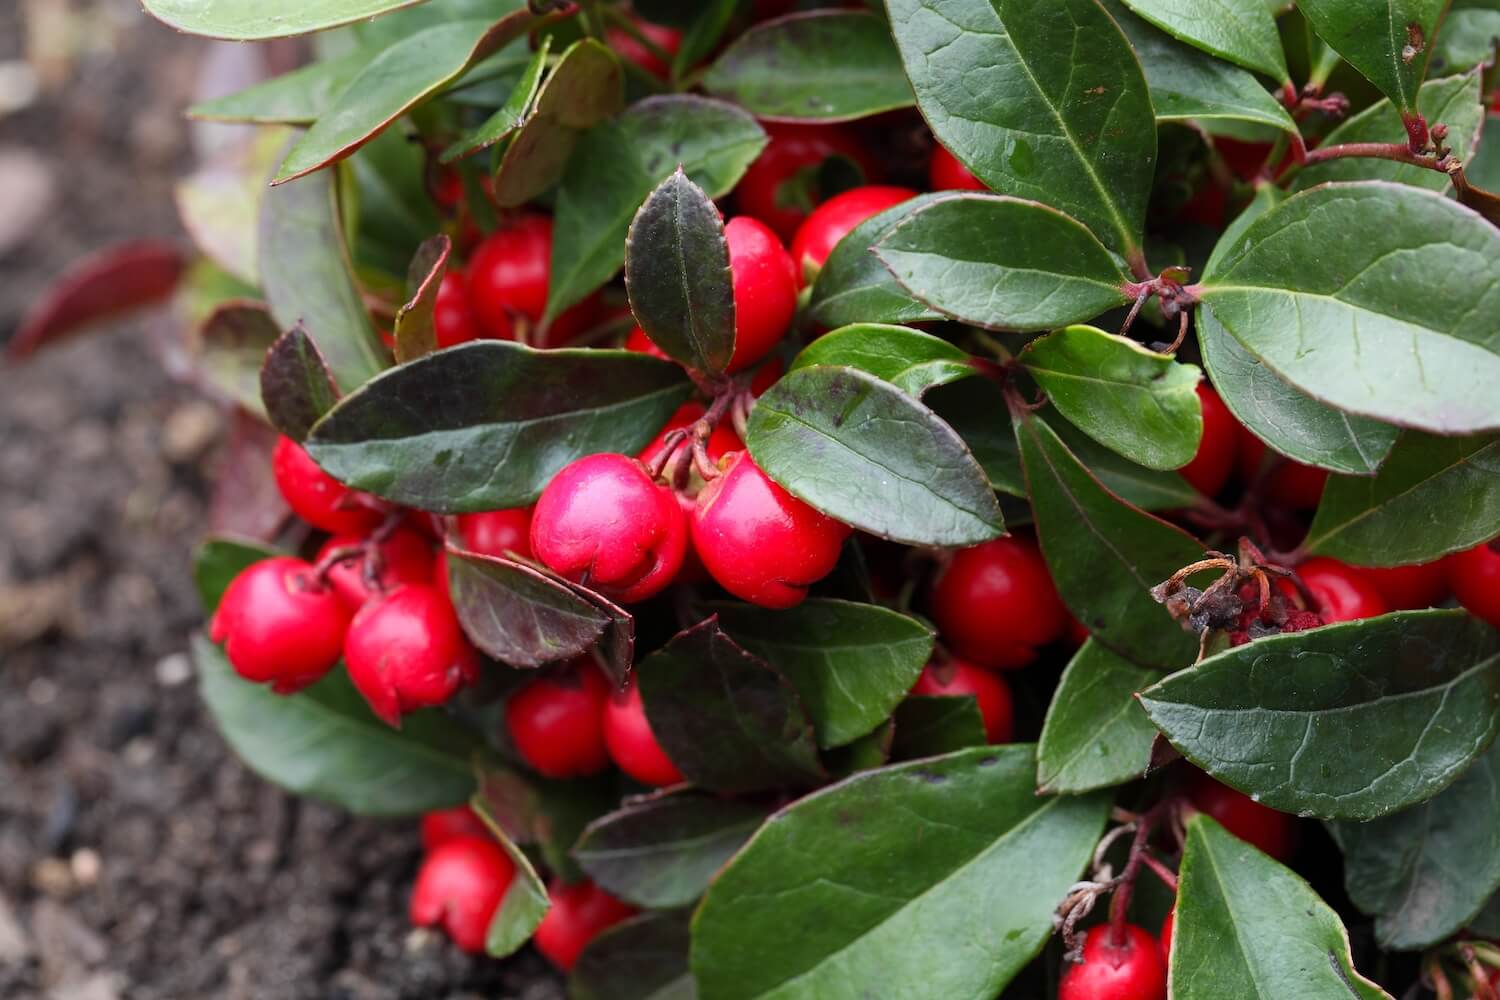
xmin=0 ymin=4 xmax=561 ymax=997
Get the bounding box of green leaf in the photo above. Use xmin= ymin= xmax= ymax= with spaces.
xmin=1119 ymin=0 xmax=1289 ymax=81
xmin=192 ymin=538 xmax=278 ymax=613
xmin=574 ymin=793 xmax=771 ymax=909
xmin=1016 ymin=411 xmax=1202 ymax=670
xmin=345 ymin=125 xmax=444 ymax=280
xmin=197 ymin=302 xmax=281 ymax=418
xmin=690 ymin=746 xmax=1110 ymax=1000
xmin=702 ymin=11 xmax=912 ymax=122
xmin=874 ymin=194 xmax=1133 ymax=332
xmin=547 ymin=96 xmax=767 ymax=324
xmin=1304 ymin=432 xmax=1500 ymax=565
xmin=1198 ymin=182 xmax=1500 ymax=435
xmin=1331 ymin=738 xmax=1500 ymax=950
xmin=788 ymin=324 xmax=974 ymax=398
xmin=885 ymin=0 xmax=1157 ymax=262
xmin=711 ymin=599 xmax=935 ymax=748
xmin=889 ymin=697 xmax=989 ymax=759
xmin=1469 ymin=891 xmax=1500 ymax=938
xmin=1020 ymin=325 xmax=1203 ymax=471
xmin=1140 ymin=610 xmax=1500 ymax=821
xmin=673 ymin=0 xmax=741 ymax=82
xmin=446 ymin=550 xmax=610 ymax=668
xmin=304 ymin=341 xmax=691 ymax=512
xmin=637 ymin=620 xmax=825 ymax=794
xmin=260 ymin=327 xmax=341 ymax=443
xmin=391 ymin=235 xmax=449 ymax=364
xmin=806 ymin=194 xmax=945 ymax=330
xmin=572 ymin=911 xmax=698 ymax=1000
xmin=442 ymin=35 xmax=551 ymax=162
xmin=1434 ymin=10 xmax=1500 ymax=75
xmin=1472 ymin=111 xmax=1500 ymax=192
xmin=188 ymin=50 xmax=372 ymax=124
xmin=1172 ymin=814 xmax=1393 ymax=999
xmin=926 ymin=379 xmax=1027 ymax=497
xmin=175 ymin=127 xmax=290 ymax=285
xmin=471 ymin=797 xmax=552 ymax=959
xmin=625 ymin=168 xmax=736 ymax=376
xmin=1292 ymin=71 xmax=1487 ymax=192
xmin=1296 ymin=0 xmax=1448 ymax=113
xmin=142 ymin=0 xmax=427 ymax=40
xmin=193 ymin=635 xmax=479 ymax=816
xmin=1036 ymin=639 xmax=1163 ymax=794
xmin=747 ymin=366 xmax=1005 ymax=546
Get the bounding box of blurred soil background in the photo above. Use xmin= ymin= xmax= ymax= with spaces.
xmin=0 ymin=3 xmax=559 ymax=997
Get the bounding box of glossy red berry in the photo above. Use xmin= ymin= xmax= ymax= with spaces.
xmin=637 ymin=402 xmax=744 ymax=467
xmin=272 ymin=436 xmax=382 ymax=535
xmin=434 ymin=269 xmax=482 ymax=349
xmin=505 ymin=660 xmax=611 ymax=779
xmin=533 ymin=878 xmax=638 ymax=972
xmin=928 ymin=143 xmax=986 ymax=191
xmin=410 ymin=835 xmax=515 ymax=953
xmin=1265 ymin=459 xmax=1329 ymax=510
xmin=691 ymin=451 xmax=851 ymax=609
xmin=1179 ymin=385 xmax=1236 ymax=498
xmin=1188 ymin=773 xmax=1298 ymax=861
xmin=1058 ymin=924 xmax=1167 ymax=1000
xmin=315 ymin=526 xmax=435 ymax=611
xmin=344 ymin=584 xmax=479 ymax=725
xmin=210 ymin=557 xmax=352 ymax=694
xmin=1293 ymin=558 xmax=1389 ymax=624
xmin=725 ymin=215 xmax=797 ymax=372
xmin=1233 ymin=422 xmax=1267 ymax=483
xmin=1357 ymin=560 xmax=1448 ymax=610
xmin=930 ymin=537 xmax=1068 ymax=670
xmin=530 ymin=453 xmax=687 ymax=603
xmin=624 ymin=324 xmax=670 ymax=360
xmin=420 ymin=804 xmax=491 ymax=852
xmin=605 ymin=17 xmax=682 ymax=81
xmin=789 ymin=184 xmax=916 ymax=285
xmin=736 ymin=122 xmax=878 ymax=241
xmin=456 ymin=507 xmax=534 ymax=562
xmin=1449 ymin=541 xmax=1500 ymax=628
xmin=467 ymin=214 xmax=597 ymax=346
xmin=603 ymin=678 xmax=684 ymax=787
xmin=910 ymin=659 xmax=1014 ymax=744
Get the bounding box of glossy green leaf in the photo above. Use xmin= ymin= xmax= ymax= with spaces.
xmin=747 ymin=366 xmax=1005 ymax=546
xmin=1172 ymin=814 xmax=1393 ymax=999
xmin=574 ymin=793 xmax=771 ymax=909
xmin=1016 ymin=411 xmax=1202 ymax=669
xmin=1020 ymin=325 xmax=1203 ymax=470
xmin=690 ymin=746 xmax=1110 ymax=1000
xmin=192 ymin=538 xmax=279 ymax=613
xmin=711 ymin=599 xmax=935 ymax=748
xmin=1036 ymin=640 xmax=1163 ymax=794
xmin=391 ymin=235 xmax=449 ymax=364
xmin=189 ymin=50 xmax=371 ymax=124
xmin=472 ymin=797 xmax=552 ymax=959
xmin=446 ymin=550 xmax=609 ymax=668
xmin=889 ymin=697 xmax=989 ymax=759
xmin=194 ymin=635 xmax=479 ymax=816
xmin=926 ymin=379 xmax=1027 ymax=497
xmin=547 ymin=96 xmax=767 ymax=324
xmin=806 ymin=193 xmax=944 ymax=330
xmin=142 ymin=0 xmax=427 ymax=40
xmin=1198 ymin=182 xmax=1500 ymax=435
xmin=198 ymin=302 xmax=281 ymax=418
xmin=572 ymin=911 xmax=697 ymax=1000
xmin=442 ymin=36 xmax=551 ymax=162
xmin=703 ymin=11 xmax=912 ymax=122
xmin=874 ymin=194 xmax=1134 ymax=332
xmin=260 ymin=327 xmax=341 ymax=443
xmin=885 ymin=0 xmax=1157 ymax=262
xmin=1434 ymin=10 xmax=1500 ymax=74
xmin=1296 ymin=0 xmax=1448 ymax=113
xmin=625 ymin=168 xmax=736 ymax=376
xmin=788 ymin=324 xmax=974 ymax=397
xmin=1140 ymin=610 xmax=1500 ymax=821
xmin=1120 ymin=0 xmax=1289 ymax=81
xmin=345 ymin=125 xmax=444 ymax=280
xmin=304 ymin=342 xmax=691 ymax=511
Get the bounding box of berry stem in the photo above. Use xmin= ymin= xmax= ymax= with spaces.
xmin=1138 ymin=851 xmax=1179 ymax=893
xmin=1106 ymin=814 xmax=1157 ymax=948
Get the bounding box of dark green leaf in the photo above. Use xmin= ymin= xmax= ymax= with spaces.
xmin=703 ymin=11 xmax=912 ymax=122
xmin=889 ymin=697 xmax=988 ymax=759
xmin=574 ymin=793 xmax=771 ymax=908
xmin=886 ymin=0 xmax=1157 ymax=262
xmin=1036 ymin=639 xmax=1163 ymax=794
xmin=926 ymin=378 xmax=1027 ymax=497
xmin=188 ymin=50 xmax=371 ymax=124
xmin=345 ymin=125 xmax=444 ymax=279
xmin=690 ymin=746 xmax=1111 ymax=1000
xmin=1469 ymin=891 xmax=1500 ymax=938
xmin=805 ymin=193 xmax=945 ymax=330
xmin=1140 ymin=610 xmax=1500 ymax=821
xmin=198 ymin=302 xmax=281 ymax=418
xmin=874 ymin=194 xmax=1133 ymax=332
xmin=1296 ymin=0 xmax=1448 ymax=113
xmin=673 ymin=0 xmax=741 ymax=82
xmin=625 ymin=168 xmax=736 ymax=376
xmin=473 ymin=762 xmax=618 ymax=880
xmin=557 ymin=580 xmax=636 ymax=688
xmin=824 ymin=721 xmax=896 ymax=776
xmin=442 ymin=37 xmax=551 ymax=162
xmin=142 ymin=0 xmax=427 ymax=40
xmin=747 ymin=366 xmax=1004 ymax=546
xmin=446 ymin=550 xmax=610 ymax=669
xmin=392 ymin=235 xmax=449 ymax=364
xmin=788 ymin=324 xmax=974 ymax=398
xmin=260 ymin=326 xmax=341 ymax=442
xmin=471 ymin=798 xmax=552 ymax=959
xmin=1119 ymin=0 xmax=1289 ymax=81
xmin=304 ymin=341 xmax=691 ymax=512
xmin=192 ymin=538 xmax=279 ymax=613
xmin=572 ymin=910 xmax=697 ymax=1000
xmin=1172 ymin=814 xmax=1393 ymax=999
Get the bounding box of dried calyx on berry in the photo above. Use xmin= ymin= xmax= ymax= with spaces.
xmin=1151 ymin=538 xmax=1321 ymax=656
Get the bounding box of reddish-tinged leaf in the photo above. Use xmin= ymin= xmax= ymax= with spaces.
xmin=260 ymin=326 xmax=340 ymax=442
xmin=209 ymin=409 xmax=289 ymax=542
xmin=196 ymin=300 xmax=281 ymax=416
xmin=445 ymin=548 xmax=610 ymax=669
xmin=392 ymin=235 xmax=450 ymax=364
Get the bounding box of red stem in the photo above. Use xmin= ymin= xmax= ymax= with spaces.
xmin=1301 ymin=141 xmax=1436 ymax=169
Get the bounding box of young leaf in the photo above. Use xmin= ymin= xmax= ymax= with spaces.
xmin=193 ymin=537 xmax=279 ymax=613
xmin=391 ymin=235 xmax=450 ymax=364
xmin=690 ymin=746 xmax=1111 ymax=1000
xmin=471 ymin=797 xmax=552 ymax=959
xmin=873 ymin=194 xmax=1134 ymax=332
xmin=1015 ymin=411 xmax=1202 ymax=670
xmin=141 ymin=0 xmax=426 ymax=40
xmin=1172 ymin=814 xmax=1393 ymax=1000
xmin=304 ymin=342 xmax=691 ymax=512
xmin=889 ymin=697 xmax=989 ymax=759
xmin=636 ymin=619 xmax=825 ymax=794
xmin=445 ymin=549 xmax=610 ymax=669
xmin=1019 ymin=325 xmax=1204 ymax=471
xmin=571 ymin=910 xmax=696 ymax=1000
xmin=885 ymin=0 xmax=1157 ymax=262
xmin=711 ymin=599 xmax=936 ymax=748
xmin=1198 ymin=182 xmax=1500 ymax=435
xmin=188 ymin=50 xmax=372 ymax=124
xmin=806 ymin=193 xmax=946 ymax=330
xmin=1119 ymin=0 xmax=1289 ymax=82
xmin=788 ymin=324 xmax=974 ymax=398
xmin=260 ymin=327 xmax=341 ymax=443
xmin=1037 ymin=640 xmax=1163 ymax=794
xmin=1296 ymin=0 xmax=1448 ymax=114
xmin=574 ymin=793 xmax=772 ymax=909
xmin=193 ymin=635 xmax=479 ymax=816
xmin=198 ymin=302 xmax=281 ymax=418
xmin=442 ymin=36 xmax=552 ymax=162
xmin=1304 ymin=432 xmax=1500 ymax=565
xmin=702 ymin=10 xmax=912 ymax=122
xmin=746 ymin=366 xmax=1005 ymax=547
xmin=625 ymin=168 xmax=736 ymax=376
xmin=1140 ymin=610 xmax=1500 ymax=821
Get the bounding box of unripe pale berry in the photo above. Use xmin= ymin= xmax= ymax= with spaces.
xmin=456 ymin=507 xmax=534 ymax=562
xmin=420 ymin=804 xmax=492 ymax=852
xmin=930 ymin=537 xmax=1067 ymax=670
xmin=789 ymin=185 xmax=916 ymax=286
xmin=505 ymin=659 xmax=611 ymax=779
xmin=1058 ymin=924 xmax=1167 ymax=1000
xmin=409 ymin=835 xmax=515 ymax=953
xmin=344 ymin=584 xmax=479 ymax=726
xmin=272 ymin=436 xmax=382 ymax=535
xmin=533 ymin=878 xmax=638 ymax=972
xmin=210 ymin=557 xmax=351 ymax=694
xmin=910 ymin=658 xmax=1014 ymax=744
xmin=725 ymin=216 xmax=797 ymax=373
xmin=315 ymin=526 xmax=435 ymax=611
xmin=603 ymin=678 xmax=683 ymax=787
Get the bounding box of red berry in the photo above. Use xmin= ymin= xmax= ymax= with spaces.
xmin=749 ymin=355 xmax=784 ymax=397
xmin=1292 ymin=557 xmax=1388 ymax=623
xmin=210 ymin=557 xmax=352 ymax=694
xmin=420 ymin=804 xmax=491 ymax=851
xmin=456 ymin=507 xmax=534 ymax=562
xmin=1234 ymin=423 xmax=1268 ymax=483
xmin=533 ymin=878 xmax=638 ymax=972
xmin=637 ymin=402 xmax=743 ymax=467
xmin=603 ymin=678 xmax=684 ymax=787
xmin=409 ymin=835 xmax=515 ymax=953
xmin=1159 ymin=910 xmax=1174 ymax=967
xmin=344 ymin=584 xmax=479 ymax=725
xmin=272 ymin=436 xmax=382 ymax=535
xmin=910 ymin=659 xmax=1014 ymax=743
xmin=1179 ymin=385 xmax=1236 ymax=498
xmin=928 ymin=143 xmax=986 ymax=191
xmin=1217 ymin=137 xmax=1275 ymax=182
xmin=930 ymin=537 xmax=1068 ymax=670
xmin=1265 ymin=459 xmax=1329 ymax=510
xmin=1449 ymin=541 xmax=1500 ymax=628
xmin=1188 ymin=772 xmax=1298 ymax=861
xmin=725 ymin=216 xmax=797 ymax=373
xmin=530 ymin=453 xmax=687 ymax=603
xmin=434 ymin=269 xmax=482 ymax=349
xmin=624 ymin=324 xmax=670 ymax=361
xmin=605 ymin=17 xmax=682 ymax=81
xmin=315 ymin=526 xmax=436 ymax=611
xmin=1357 ymin=560 xmax=1448 ymax=610
xmin=735 ymin=123 xmax=878 ymax=241
xmin=505 ymin=659 xmax=611 ymax=779
xmin=691 ymin=451 xmax=851 ymax=609
xmin=467 ymin=215 xmax=598 ymax=346
xmin=789 ymin=185 xmax=916 ymax=286
xmin=1058 ymin=924 xmax=1167 ymax=1000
